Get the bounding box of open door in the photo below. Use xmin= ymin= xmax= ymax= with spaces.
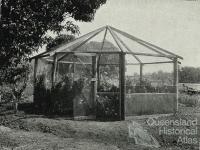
xmin=73 ymin=54 xmax=97 ymax=120
xmin=96 ymin=53 xmax=121 ymax=120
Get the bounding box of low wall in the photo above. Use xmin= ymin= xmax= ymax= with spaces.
xmin=125 ymin=93 xmax=176 ymax=116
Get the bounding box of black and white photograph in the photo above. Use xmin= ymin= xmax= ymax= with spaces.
xmin=0 ymin=0 xmax=200 ymax=149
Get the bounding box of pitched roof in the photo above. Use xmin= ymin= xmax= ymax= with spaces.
xmin=32 ymin=25 xmax=183 ymax=64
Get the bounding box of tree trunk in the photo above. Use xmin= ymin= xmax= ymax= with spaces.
xmin=14 ymin=101 xmax=18 ymax=113
xmin=11 ymin=91 xmax=18 ymax=113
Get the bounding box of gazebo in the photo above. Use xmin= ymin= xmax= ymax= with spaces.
xmin=32 ymin=25 xmax=183 ymax=120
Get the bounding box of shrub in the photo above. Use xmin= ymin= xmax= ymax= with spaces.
xmin=34 ymin=74 xmax=86 ymax=116
xmin=98 ymin=82 xmax=119 ymax=92
xmin=0 ymin=86 xmax=13 ymax=103
xmin=34 ymin=74 xmax=51 ymax=114
xmin=50 ymin=75 xmax=85 ymax=115
xmin=135 ymin=80 xmax=156 ymax=93
xmin=96 ymin=93 xmax=120 ymax=120
xmin=0 ymin=60 xmax=31 ymax=112
xmin=97 ymin=82 xmax=120 ymax=120
xmin=179 ymin=93 xmax=200 ymax=107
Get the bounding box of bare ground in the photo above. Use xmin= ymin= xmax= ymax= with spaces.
xmin=0 ymin=104 xmax=199 ymax=150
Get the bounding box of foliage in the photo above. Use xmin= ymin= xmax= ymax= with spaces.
xmin=98 ymin=64 xmax=119 ymax=83
xmin=0 ymin=0 xmax=106 ymax=111
xmin=150 ymin=71 xmax=172 ymax=84
xmin=179 ymin=66 xmax=200 ymax=83
xmin=50 ymin=75 xmax=85 ymax=115
xmin=126 ymin=70 xmax=175 ymax=93
xmin=0 ymin=86 xmax=13 ymax=103
xmin=34 ymin=74 xmax=86 ymax=115
xmin=0 ymin=0 xmax=107 ymax=69
xmin=96 ymin=82 xmax=120 ymax=120
xmin=0 ymin=60 xmax=31 ymax=107
xmin=46 ymin=34 xmax=75 ymax=51
xmin=126 ymin=79 xmax=174 ymax=93
xmin=135 ymin=80 xmax=156 ymax=93
xmin=125 ymin=76 xmax=136 ymax=93
xmin=98 ymin=82 xmax=119 ymax=92
xmin=179 ymin=93 xmax=200 ymax=107
xmin=34 ymin=74 xmax=51 ymax=114
xmin=74 ymin=41 xmax=120 ymax=81
xmin=96 ymin=93 xmax=120 ymax=120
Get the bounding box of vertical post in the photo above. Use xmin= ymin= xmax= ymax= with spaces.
xmin=91 ymin=55 xmax=97 ymax=116
xmin=33 ymin=58 xmax=38 ymax=86
xmin=173 ymin=58 xmax=179 ymax=113
xmin=140 ymin=63 xmax=143 ymax=86
xmin=52 ymin=53 xmax=58 ymax=88
xmin=33 ymin=58 xmax=38 ymax=102
xmin=119 ymin=52 xmax=126 ymax=120
xmin=72 ymin=55 xmax=75 ymax=82
xmin=97 ymin=55 xmax=101 ymax=89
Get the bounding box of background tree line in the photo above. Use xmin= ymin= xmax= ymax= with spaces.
xmin=179 ymin=66 xmax=200 ymax=83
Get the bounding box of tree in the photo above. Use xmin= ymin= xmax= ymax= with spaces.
xmin=46 ymin=34 xmax=75 ymax=51
xmin=179 ymin=66 xmax=200 ymax=83
xmin=0 ymin=0 xmax=107 ymax=70
xmin=0 ymin=0 xmax=107 ymax=106
xmin=0 ymin=58 xmax=31 ymax=112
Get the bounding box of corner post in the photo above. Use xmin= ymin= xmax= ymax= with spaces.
xmin=119 ymin=52 xmax=126 ymax=120
xmin=140 ymin=63 xmax=143 ymax=86
xmin=33 ymin=58 xmax=38 ymax=86
xmin=173 ymin=58 xmax=179 ymax=113
xmin=97 ymin=55 xmax=101 ymax=89
xmin=92 ymin=55 xmax=97 ymax=116
xmin=52 ymin=53 xmax=58 ymax=88
xmin=33 ymin=58 xmax=38 ymax=102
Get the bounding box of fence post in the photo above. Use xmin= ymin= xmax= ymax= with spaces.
xmin=119 ymin=52 xmax=126 ymax=120
xmin=92 ymin=55 xmax=97 ymax=117
xmin=173 ymin=58 xmax=179 ymax=113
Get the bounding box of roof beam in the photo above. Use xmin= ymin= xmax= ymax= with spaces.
xmin=100 ymin=27 xmax=108 ymax=52
xmin=58 ymin=27 xmax=105 ymax=61
xmin=31 ymin=26 xmax=106 ymax=59
xmin=97 ymin=27 xmax=108 ymax=65
xmin=97 ymin=27 xmax=108 ymax=80
xmin=30 ymin=53 xmax=50 ymax=60
xmin=131 ymin=40 xmax=172 ymax=59
xmin=56 ymin=51 xmax=175 ymax=58
xmin=109 ymin=26 xmax=171 ymax=61
xmin=110 ymin=28 xmax=142 ymax=63
xmin=57 ymin=51 xmax=121 ymax=54
xmin=126 ymin=52 xmax=175 ymax=58
xmin=54 ymin=26 xmax=105 ymax=54
xmin=107 ymin=26 xmax=124 ymax=52
xmin=44 ymin=59 xmax=175 ymax=65
xmin=110 ymin=26 xmax=183 ymax=59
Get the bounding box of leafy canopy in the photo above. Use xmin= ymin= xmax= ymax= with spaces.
xmin=46 ymin=34 xmax=75 ymax=52
xmin=0 ymin=0 xmax=107 ymax=68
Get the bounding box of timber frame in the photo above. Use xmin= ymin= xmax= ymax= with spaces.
xmin=32 ymin=25 xmax=183 ymax=120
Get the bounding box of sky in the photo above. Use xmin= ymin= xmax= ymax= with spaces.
xmin=40 ymin=0 xmax=200 ymax=75
xmin=73 ymin=0 xmax=200 ymax=68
